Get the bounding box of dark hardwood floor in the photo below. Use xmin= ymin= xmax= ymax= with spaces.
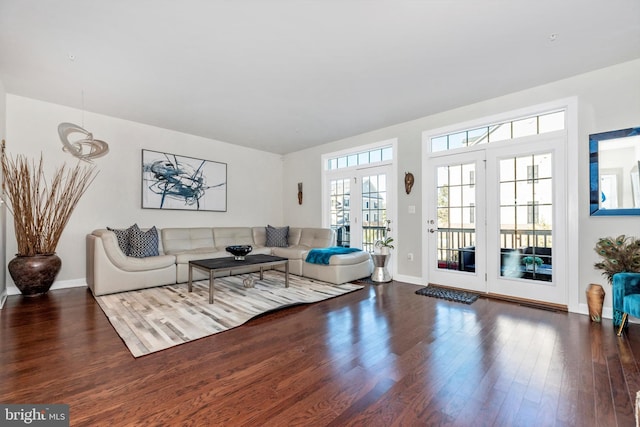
xmin=1 ymin=280 xmax=639 ymax=426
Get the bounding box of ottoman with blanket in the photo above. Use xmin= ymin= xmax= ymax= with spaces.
xmin=303 ymin=247 xmax=372 ymax=285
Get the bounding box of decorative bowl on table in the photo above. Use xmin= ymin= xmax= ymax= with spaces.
xmin=225 ymin=245 xmax=253 ymax=260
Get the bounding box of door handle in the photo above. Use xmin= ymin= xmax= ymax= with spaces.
xmin=429 ymin=228 xmax=436 ymax=233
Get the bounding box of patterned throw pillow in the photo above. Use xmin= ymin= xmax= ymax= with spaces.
xmin=107 ymin=224 xmax=138 ymax=255
xmin=265 ymin=225 xmax=289 ymax=247
xmin=129 ymin=225 xmax=160 ymax=258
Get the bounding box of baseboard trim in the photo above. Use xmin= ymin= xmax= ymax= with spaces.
xmin=425 ymin=282 xmax=574 ymax=313
xmin=6 ymin=278 xmax=88 ymax=296
xmin=481 ymin=296 xmax=613 ymax=319
xmin=392 ymin=274 xmax=422 ymax=285
xmin=485 ymin=292 xmax=568 ymax=312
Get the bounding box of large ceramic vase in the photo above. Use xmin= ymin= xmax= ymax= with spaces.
xmin=586 ymin=283 xmax=605 ymax=322
xmin=8 ymin=254 xmax=62 ymax=296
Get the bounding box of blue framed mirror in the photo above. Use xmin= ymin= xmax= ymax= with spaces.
xmin=590 ymin=127 xmax=640 ymax=216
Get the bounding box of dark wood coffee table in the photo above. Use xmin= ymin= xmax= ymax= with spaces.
xmin=188 ymin=254 xmax=289 ymax=303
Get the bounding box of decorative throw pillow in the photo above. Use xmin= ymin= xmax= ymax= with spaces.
xmin=129 ymin=225 xmax=160 ymax=258
xmin=265 ymin=225 xmax=289 ymax=247
xmin=107 ymin=224 xmax=138 ymax=255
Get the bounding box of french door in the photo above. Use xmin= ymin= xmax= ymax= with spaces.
xmin=426 ymin=134 xmax=567 ymax=305
xmin=426 ymin=151 xmax=487 ymax=293
xmin=327 ymin=165 xmax=392 ymax=252
xmin=486 ymin=137 xmax=566 ymax=303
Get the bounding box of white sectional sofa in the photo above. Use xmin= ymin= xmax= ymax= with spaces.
xmin=86 ymin=226 xmax=373 ymax=296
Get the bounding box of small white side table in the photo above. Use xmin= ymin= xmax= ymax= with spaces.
xmin=371 ymin=254 xmax=391 ymax=283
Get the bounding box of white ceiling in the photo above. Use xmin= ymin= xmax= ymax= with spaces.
xmin=1 ymin=1 xmax=639 ymax=154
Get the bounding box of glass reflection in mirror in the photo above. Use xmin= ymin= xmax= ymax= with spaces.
xmin=590 ymin=127 xmax=640 ymax=215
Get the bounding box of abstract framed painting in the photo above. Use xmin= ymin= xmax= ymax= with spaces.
xmin=141 ymin=149 xmax=227 ymax=211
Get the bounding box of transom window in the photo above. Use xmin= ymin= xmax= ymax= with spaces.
xmin=431 ymin=110 xmax=565 ymax=153
xmin=326 ymin=146 xmax=393 ymax=170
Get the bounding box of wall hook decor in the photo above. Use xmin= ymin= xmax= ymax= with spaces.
xmin=404 ymin=172 xmax=415 ymax=194
xmin=298 ymin=182 xmax=303 ymax=205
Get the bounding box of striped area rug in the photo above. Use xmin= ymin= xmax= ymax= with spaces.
xmin=95 ymin=271 xmax=363 ymax=357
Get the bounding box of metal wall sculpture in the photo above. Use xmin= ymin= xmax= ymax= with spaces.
xmin=58 ymin=122 xmax=109 ymax=162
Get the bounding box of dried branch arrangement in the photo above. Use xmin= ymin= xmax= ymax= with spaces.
xmin=1 ymin=141 xmax=97 ymax=256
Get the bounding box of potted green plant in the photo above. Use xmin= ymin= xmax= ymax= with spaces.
xmin=522 ymin=255 xmax=543 ymax=271
xmin=374 ymin=219 xmax=394 ymax=255
xmin=1 ymin=141 xmax=97 ymax=296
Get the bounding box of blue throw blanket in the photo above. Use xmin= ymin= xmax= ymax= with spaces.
xmin=306 ymin=247 xmax=361 ymax=265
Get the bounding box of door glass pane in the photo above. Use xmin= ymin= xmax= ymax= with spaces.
xmin=534 ymin=179 xmax=553 ymax=204
xmin=330 ymin=178 xmax=351 ymax=247
xmin=362 ymin=173 xmax=387 ymax=252
xmin=500 ymin=182 xmax=516 ymax=205
xmin=499 ymin=153 xmax=553 ymax=282
xmin=449 ymin=186 xmax=463 ymax=207
xmin=436 ymin=162 xmax=476 ymax=272
xmin=462 ymin=163 xmax=475 ymax=186
xmin=449 ymin=165 xmax=462 ymax=185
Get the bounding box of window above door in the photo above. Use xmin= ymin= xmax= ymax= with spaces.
xmin=430 ymin=110 xmax=565 ymax=153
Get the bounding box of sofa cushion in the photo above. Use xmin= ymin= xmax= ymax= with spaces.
xmin=288 ymin=228 xmax=302 ymax=246
xmin=212 ymin=227 xmax=254 ymax=247
xmin=162 ymin=228 xmax=214 ymax=253
xmin=272 ymin=246 xmax=308 ymax=260
xmin=252 ymin=227 xmax=267 ymax=246
xmin=129 ymin=226 xmax=160 ymax=258
xmin=299 ymin=228 xmax=335 ymax=248
xmin=266 ymin=225 xmax=289 ymax=247
xmin=250 ymin=246 xmax=273 ymax=255
xmin=107 ymin=224 xmax=138 ymax=255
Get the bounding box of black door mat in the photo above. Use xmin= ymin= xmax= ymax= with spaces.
xmin=415 ymin=285 xmax=479 ymax=304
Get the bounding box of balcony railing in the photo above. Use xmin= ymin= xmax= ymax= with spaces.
xmin=435 ymin=227 xmax=552 ymax=252
xmin=332 ymin=226 xmax=551 ymax=257
xmin=333 ymin=225 xmax=388 ymax=252
xmin=436 ymin=227 xmax=553 ymax=281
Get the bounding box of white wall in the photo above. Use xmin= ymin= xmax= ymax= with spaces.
xmin=5 ymin=59 xmax=640 ymax=309
xmin=283 ymin=58 xmax=640 ymax=312
xmin=5 ymin=95 xmax=284 ymax=292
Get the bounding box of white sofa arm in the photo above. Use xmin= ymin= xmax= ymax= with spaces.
xmin=87 ymin=230 xmax=177 ymax=296
xmin=91 ymin=229 xmax=175 ymax=271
